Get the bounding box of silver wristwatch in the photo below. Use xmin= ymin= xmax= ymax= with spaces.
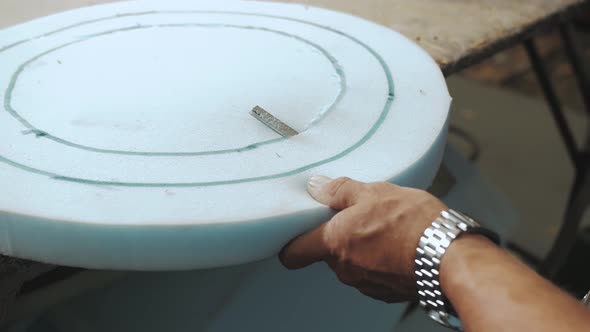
xmin=415 ymin=209 xmax=499 ymax=331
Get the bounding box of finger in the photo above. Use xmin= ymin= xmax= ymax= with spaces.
xmin=280 ymin=207 xmax=356 ymax=269
xmin=279 ymin=222 xmax=330 ymax=269
xmin=307 ymin=176 xmax=367 ymax=210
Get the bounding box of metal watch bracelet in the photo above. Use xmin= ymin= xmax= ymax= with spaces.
xmin=415 ymin=209 xmax=500 ymax=331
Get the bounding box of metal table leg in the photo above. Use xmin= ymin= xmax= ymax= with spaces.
xmin=523 ymin=22 xmax=590 ymax=280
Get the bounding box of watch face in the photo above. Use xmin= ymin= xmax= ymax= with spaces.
xmin=0 ymin=0 xmax=450 ymax=270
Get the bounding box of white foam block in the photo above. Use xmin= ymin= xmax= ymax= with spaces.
xmin=0 ymin=0 xmax=450 ymax=270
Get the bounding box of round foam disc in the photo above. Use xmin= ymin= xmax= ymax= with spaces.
xmin=0 ymin=0 xmax=450 ymax=270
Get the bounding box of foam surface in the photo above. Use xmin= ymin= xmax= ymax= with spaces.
xmin=0 ymin=0 xmax=450 ymax=269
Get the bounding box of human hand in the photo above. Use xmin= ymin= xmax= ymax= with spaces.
xmin=279 ymin=176 xmax=447 ymax=302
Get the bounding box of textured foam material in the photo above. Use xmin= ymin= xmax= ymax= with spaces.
xmin=0 ymin=0 xmax=450 ymax=270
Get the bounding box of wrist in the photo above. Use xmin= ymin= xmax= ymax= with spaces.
xmin=439 ymin=234 xmax=499 ymax=302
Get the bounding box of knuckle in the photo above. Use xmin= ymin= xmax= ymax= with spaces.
xmin=329 ymin=177 xmax=368 ymax=207
xmin=322 ymin=223 xmax=339 ymax=255
xmin=323 ymin=214 xmax=350 ymax=256
xmin=329 ymin=177 xmax=355 ymax=196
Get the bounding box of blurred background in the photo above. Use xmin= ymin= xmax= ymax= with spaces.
xmin=449 ymin=15 xmax=590 ymax=285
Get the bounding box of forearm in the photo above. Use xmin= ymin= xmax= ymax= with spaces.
xmin=440 ymin=235 xmax=590 ymax=332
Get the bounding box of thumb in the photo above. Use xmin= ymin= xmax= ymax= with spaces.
xmin=307 ymin=176 xmax=366 ymax=210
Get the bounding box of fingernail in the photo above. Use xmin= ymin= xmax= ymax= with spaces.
xmin=307 ymin=175 xmax=332 ymax=198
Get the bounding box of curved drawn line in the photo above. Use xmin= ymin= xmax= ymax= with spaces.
xmin=0 ymin=11 xmax=394 ymax=187
xmin=4 ymin=23 xmax=345 ymax=156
